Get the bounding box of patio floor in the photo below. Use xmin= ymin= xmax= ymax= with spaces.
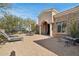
xmin=0 ymin=34 xmax=57 ymax=56
xmin=35 ymin=37 xmax=79 ymax=56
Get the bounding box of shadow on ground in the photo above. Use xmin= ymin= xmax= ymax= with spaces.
xmin=10 ymin=50 xmax=16 ymax=56
xmin=34 ymin=38 xmax=79 ymax=56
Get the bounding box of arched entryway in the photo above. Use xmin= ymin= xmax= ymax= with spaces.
xmin=41 ymin=21 xmax=50 ymax=35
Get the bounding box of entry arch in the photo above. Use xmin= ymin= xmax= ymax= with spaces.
xmin=41 ymin=21 xmax=50 ymax=35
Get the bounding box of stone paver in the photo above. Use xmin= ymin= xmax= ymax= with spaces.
xmin=0 ymin=34 xmax=57 ymax=56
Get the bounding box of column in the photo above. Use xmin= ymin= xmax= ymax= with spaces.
xmin=50 ymin=23 xmax=53 ymax=37
xmin=39 ymin=25 xmax=41 ymax=35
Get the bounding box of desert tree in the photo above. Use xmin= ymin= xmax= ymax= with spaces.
xmin=69 ymin=17 xmax=79 ymax=38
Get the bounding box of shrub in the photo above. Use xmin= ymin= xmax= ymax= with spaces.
xmin=0 ymin=34 xmax=7 ymax=42
xmin=70 ymin=18 xmax=79 ymax=38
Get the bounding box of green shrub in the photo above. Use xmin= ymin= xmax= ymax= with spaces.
xmin=0 ymin=35 xmax=7 ymax=41
xmin=70 ymin=18 xmax=79 ymax=38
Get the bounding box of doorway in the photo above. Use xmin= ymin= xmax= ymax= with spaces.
xmin=42 ymin=21 xmax=50 ymax=35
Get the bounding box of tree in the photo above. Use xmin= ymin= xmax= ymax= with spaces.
xmin=0 ymin=3 xmax=10 ymax=8
xmin=0 ymin=3 xmax=11 ymax=15
xmin=0 ymin=3 xmax=12 ymax=30
xmin=23 ymin=18 xmax=36 ymax=32
xmin=0 ymin=14 xmax=23 ymax=33
xmin=70 ymin=17 xmax=79 ymax=38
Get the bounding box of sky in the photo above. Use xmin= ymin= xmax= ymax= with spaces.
xmin=10 ymin=3 xmax=79 ymax=21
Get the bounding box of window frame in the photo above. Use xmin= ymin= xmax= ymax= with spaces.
xmin=56 ymin=21 xmax=66 ymax=33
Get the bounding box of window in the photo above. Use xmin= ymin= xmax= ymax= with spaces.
xmin=57 ymin=23 xmax=61 ymax=32
xmin=56 ymin=21 xmax=66 ymax=33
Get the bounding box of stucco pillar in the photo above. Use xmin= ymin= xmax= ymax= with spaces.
xmin=39 ymin=25 xmax=41 ymax=35
xmin=50 ymin=23 xmax=53 ymax=37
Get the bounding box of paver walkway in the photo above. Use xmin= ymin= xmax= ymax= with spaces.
xmin=0 ymin=34 xmax=57 ymax=56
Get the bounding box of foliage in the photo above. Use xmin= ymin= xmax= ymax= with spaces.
xmin=0 ymin=3 xmax=36 ymax=34
xmin=70 ymin=18 xmax=79 ymax=38
xmin=0 ymin=34 xmax=7 ymax=43
xmin=35 ymin=25 xmax=39 ymax=34
xmin=0 ymin=3 xmax=10 ymax=8
xmin=0 ymin=15 xmax=36 ymax=33
xmin=0 ymin=3 xmax=11 ymax=15
xmin=0 ymin=14 xmax=23 ymax=33
xmin=23 ymin=18 xmax=36 ymax=32
xmin=0 ymin=34 xmax=6 ymax=40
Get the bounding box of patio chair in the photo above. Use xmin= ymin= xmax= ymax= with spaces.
xmin=62 ymin=36 xmax=79 ymax=46
xmin=26 ymin=31 xmax=34 ymax=36
xmin=0 ymin=30 xmax=22 ymax=42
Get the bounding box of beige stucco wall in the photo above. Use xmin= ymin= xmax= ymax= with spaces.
xmin=53 ymin=15 xmax=68 ymax=35
xmin=38 ymin=11 xmax=52 ymax=25
xmin=38 ymin=6 xmax=79 ymax=37
xmin=53 ymin=7 xmax=79 ymax=36
xmin=38 ymin=9 xmax=58 ymax=25
xmin=38 ymin=9 xmax=58 ymax=36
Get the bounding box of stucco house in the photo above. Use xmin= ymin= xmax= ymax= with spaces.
xmin=38 ymin=6 xmax=79 ymax=37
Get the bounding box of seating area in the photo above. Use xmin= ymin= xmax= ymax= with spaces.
xmin=0 ymin=30 xmax=22 ymax=42
xmin=60 ymin=36 xmax=79 ymax=46
xmin=26 ymin=31 xmax=35 ymax=36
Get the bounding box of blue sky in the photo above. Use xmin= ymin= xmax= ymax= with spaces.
xmin=10 ymin=3 xmax=79 ymax=21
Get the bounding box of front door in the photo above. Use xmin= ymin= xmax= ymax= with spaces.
xmin=47 ymin=24 xmax=50 ymax=35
